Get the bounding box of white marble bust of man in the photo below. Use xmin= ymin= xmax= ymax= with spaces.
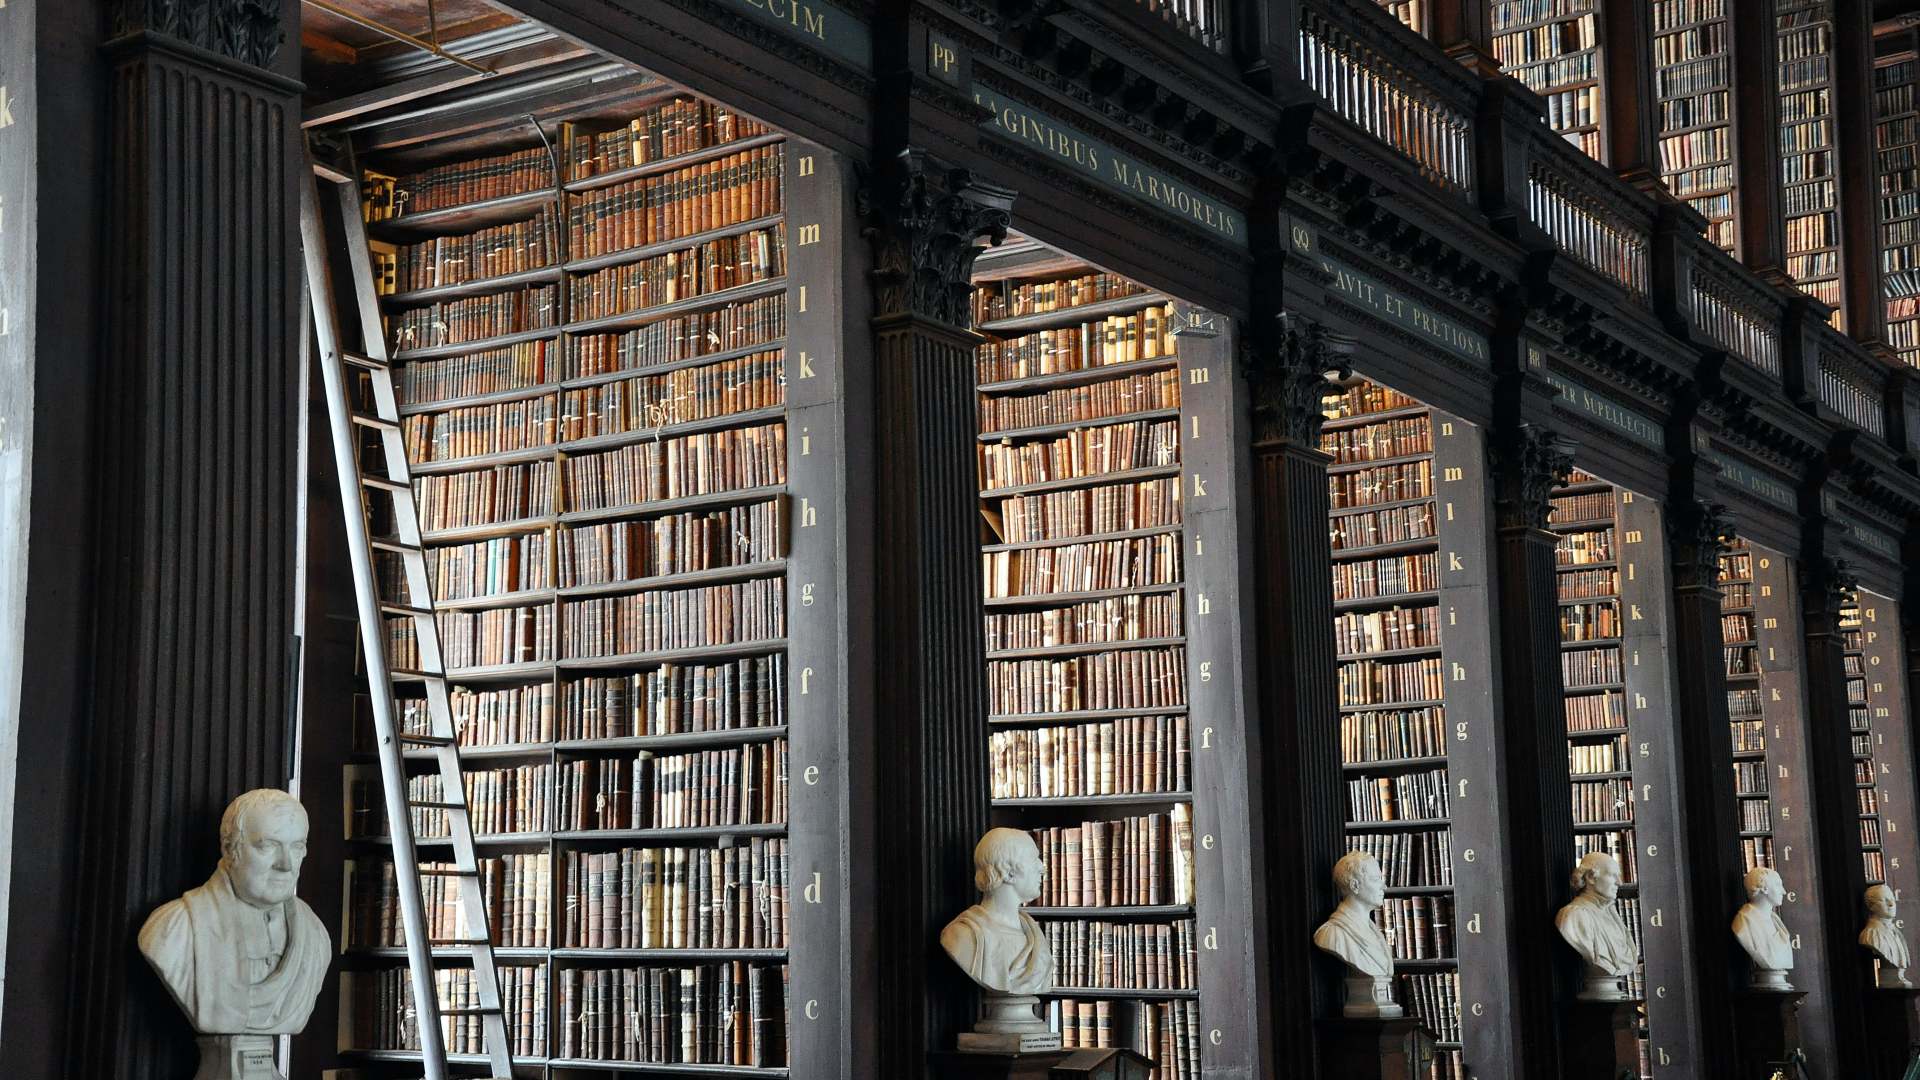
xmin=1556 ymin=851 xmax=1639 ymax=999
xmin=139 ymin=789 xmax=331 ymax=1037
xmin=1861 ymin=884 xmax=1912 ymax=988
xmin=940 ymin=827 xmax=1052 ymax=996
xmin=1732 ymin=866 xmax=1795 ymax=990
xmin=1314 ymin=850 xmax=1395 ymax=979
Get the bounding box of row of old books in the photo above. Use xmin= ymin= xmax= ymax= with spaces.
xmin=1878 ymin=58 xmax=1920 ymax=362
xmin=1347 ymin=767 xmax=1451 ymax=823
xmin=346 ymin=854 xmax=551 ymax=949
xmin=1734 ymin=761 xmax=1770 ymax=794
xmin=1322 ymin=416 xmax=1434 ymax=464
xmin=1722 ymin=581 xmax=1753 ymax=608
xmin=399 ymin=339 xmax=553 ymax=405
xmin=1725 ymin=644 xmax=1759 ymax=675
xmin=557 ymin=501 xmax=785 ymax=587
xmin=973 ymin=271 xmax=1145 ymax=323
xmin=974 ymin=307 xmax=1177 ymax=383
xmin=347 ymin=965 xmax=548 ymax=1056
xmin=1577 ymin=830 xmax=1639 ymax=881
xmin=978 ymin=367 xmax=1180 ymax=434
xmin=978 ymin=419 xmax=1178 ymax=491
xmin=985 ymin=594 xmax=1183 ymax=651
xmin=1863 ymin=818 xmax=1884 ymax=847
xmin=1742 ymin=800 xmax=1774 ymax=832
xmin=1338 ymin=657 xmax=1444 ymax=707
xmin=347 ymin=765 xmax=555 ymax=838
xmin=1565 ymin=690 xmax=1626 ymax=732
xmin=1777 ymin=2 xmax=1844 ymax=328
xmin=383 ymin=207 xmax=561 ymax=295
xmin=1744 ymin=836 xmax=1775 ymax=871
xmin=988 ymin=715 xmax=1192 ymax=799
xmin=1334 ymin=606 xmax=1441 ymax=654
xmin=557 ymin=577 xmax=785 ymax=658
xmin=1570 ymin=736 xmax=1629 ymax=774
xmin=560 ymin=839 xmax=788 ymax=949
xmin=1560 ymin=600 xmax=1620 ymax=641
xmin=1562 ymin=645 xmax=1624 ymax=687
xmin=553 ymin=740 xmax=788 ymax=830
xmin=386 ymin=684 xmax=553 ymax=748
xmin=1331 ymin=552 xmax=1440 ymax=602
xmin=1400 ymin=970 xmax=1462 ymax=1042
xmin=384 ymin=605 xmax=555 ymax=670
xmin=1378 ymin=894 xmax=1454 ymax=961
xmin=566 ymin=143 xmax=783 ymax=260
xmin=1558 ymin=567 xmax=1618 ymax=601
xmin=568 ymin=224 xmax=783 ymax=321
xmin=1328 ymin=460 xmax=1433 ymax=510
xmin=1572 ymin=778 xmax=1633 ymax=824
xmin=557 ymin=348 xmax=786 ymax=436
xmin=980 ymin=534 xmax=1181 ymax=601
xmin=1045 ymin=918 xmax=1196 ymax=990
xmin=995 ymin=476 xmax=1182 ymax=543
xmin=1050 ymin=998 xmax=1199 ymax=1080
xmin=1550 ymin=491 xmax=1614 ymax=524
xmin=389 ymin=283 xmax=560 ymax=353
xmin=402 ymin=396 xmax=558 ymax=462
xmin=568 ymin=293 xmax=784 ymax=377
xmin=555 ymin=961 xmax=787 ymax=1065
xmin=1555 ymin=526 xmax=1613 ymax=565
xmin=1329 ymin=502 xmax=1437 ymax=551
xmin=1341 ymin=706 xmax=1445 ymax=764
xmin=569 ymin=96 xmax=770 ymax=177
xmin=554 ymin=422 xmax=786 ymax=511
xmin=986 ymin=647 xmax=1188 ymax=716
xmin=1031 ymin=810 xmax=1196 ymax=907
xmin=1722 ymin=612 xmax=1755 ymax=642
xmin=558 ymin=656 xmax=785 ymax=740
xmin=368 ymin=145 xmax=554 ymax=219
xmin=1348 ymin=827 xmax=1453 ymax=888
xmin=379 ymin=534 xmax=551 ymax=602
xmin=1326 ymin=382 xmax=1419 ymax=420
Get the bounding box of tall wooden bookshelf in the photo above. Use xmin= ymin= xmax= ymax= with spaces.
xmin=1718 ymin=541 xmax=1778 ymax=873
xmin=1491 ymin=0 xmax=1607 ymax=160
xmin=1651 ymin=0 xmax=1737 ymax=252
xmin=333 ymin=83 xmax=856 ymax=1078
xmin=1549 ymin=474 xmax=1648 ymax=1079
xmin=1851 ymin=591 xmax=1920 ymax=982
xmin=1874 ymin=52 xmax=1919 ymax=363
xmin=969 ymin=258 xmax=1202 ymax=1079
xmin=1775 ymin=0 xmax=1847 ymax=327
xmin=1375 ymin=0 xmax=1431 ymax=36
xmin=1322 ymin=381 xmax=1483 ymax=1080
xmin=1839 ymin=596 xmax=1887 ymax=887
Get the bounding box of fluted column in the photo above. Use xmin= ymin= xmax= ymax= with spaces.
xmin=863 ymin=152 xmax=1014 ymax=1078
xmin=1243 ymin=314 xmax=1350 ymax=1070
xmin=1491 ymin=423 xmax=1579 ymax=1078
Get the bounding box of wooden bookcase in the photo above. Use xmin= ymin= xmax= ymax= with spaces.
xmin=328 ymin=82 xmax=860 ymax=1078
xmin=1651 ymin=0 xmax=1738 ymax=252
xmin=1851 ymin=592 xmax=1920 ymax=963
xmin=1491 ymin=0 xmax=1608 ymax=160
xmin=1873 ymin=51 xmax=1919 ymax=363
xmin=1375 ymin=0 xmax=1431 ymax=37
xmin=1775 ymin=0 xmax=1848 ymax=327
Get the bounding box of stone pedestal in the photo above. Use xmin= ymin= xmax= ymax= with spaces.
xmin=933 ymin=1050 xmax=1073 ymax=1080
xmin=194 ymin=1035 xmax=281 ymax=1080
xmin=1563 ymin=1000 xmax=1643 ymax=1080
xmin=1731 ymin=989 xmax=1806 ymax=1079
xmin=1318 ymin=1015 xmax=1439 ymax=1080
xmin=1342 ymin=973 xmax=1403 ymax=1019
xmin=1865 ymin=987 xmax=1920 ymax=1080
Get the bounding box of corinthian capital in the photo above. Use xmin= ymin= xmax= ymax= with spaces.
xmin=1494 ymin=424 xmax=1578 ymax=532
xmin=1242 ymin=313 xmax=1353 ymax=447
xmin=864 ymin=150 xmax=1015 ymax=330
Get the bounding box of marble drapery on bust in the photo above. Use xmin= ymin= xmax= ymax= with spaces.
xmin=1732 ymin=866 xmax=1795 ymax=991
xmin=1314 ymin=850 xmax=1402 ymax=1018
xmin=942 ymin=827 xmax=1062 ymax=1052
xmin=1861 ymin=884 xmax=1913 ymax=989
xmin=1555 ymin=851 xmax=1639 ymax=1000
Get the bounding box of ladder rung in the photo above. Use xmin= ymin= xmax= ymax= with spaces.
xmin=409 ymin=800 xmax=469 ymax=810
xmin=429 ymin=937 xmax=493 ymax=947
xmin=437 ymin=1007 xmax=504 ymax=1018
xmin=381 ymin=602 xmax=434 ymax=619
xmin=360 ymin=475 xmax=409 ymax=494
xmin=415 ymin=866 xmax=479 ymax=877
xmin=370 ymin=537 xmax=422 ymax=555
xmin=341 ymin=350 xmax=388 ymax=371
xmin=351 ymin=410 xmax=402 ymax=431
xmin=399 ymin=732 xmax=456 ymax=747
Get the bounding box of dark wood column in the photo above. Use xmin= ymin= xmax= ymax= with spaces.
xmin=1660 ymin=493 xmax=1745 ymax=1067
xmin=1834 ymin=0 xmax=1883 ymax=338
xmin=1600 ymin=0 xmax=1661 ymax=186
xmin=1796 ymin=548 xmax=1877 ymax=1077
xmin=59 ymin=5 xmax=304 ymax=1078
xmin=1242 ymin=314 xmax=1351 ymax=1072
xmin=863 ymin=151 xmax=1015 ymax=1078
xmin=1731 ymin=0 xmax=1786 ymax=274
xmin=1490 ymin=420 xmax=1579 ymax=1079
xmin=1429 ymin=0 xmax=1500 ymax=74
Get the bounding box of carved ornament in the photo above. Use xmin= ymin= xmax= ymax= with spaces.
xmin=1243 ymin=313 xmax=1353 ymax=447
xmin=114 ymin=0 xmax=284 ymax=68
xmin=1494 ymin=424 xmax=1577 ymax=531
xmin=863 ymin=151 xmax=1015 ymax=329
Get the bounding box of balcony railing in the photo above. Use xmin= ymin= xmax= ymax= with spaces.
xmin=1527 ymin=158 xmax=1650 ymax=295
xmin=1817 ymin=347 xmax=1887 ymax=437
xmin=1297 ymin=8 xmax=1475 ymax=194
xmin=1690 ymin=266 xmax=1782 ymax=376
xmin=1137 ymin=0 xmax=1229 ymax=52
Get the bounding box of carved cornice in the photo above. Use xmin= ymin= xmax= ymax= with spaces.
xmin=112 ymin=0 xmax=283 ymax=68
xmin=1242 ymin=313 xmax=1353 ymax=448
xmin=1668 ymin=501 xmax=1737 ymax=591
xmin=1494 ymin=424 xmax=1578 ymax=532
xmin=862 ymin=152 xmax=1015 ymax=329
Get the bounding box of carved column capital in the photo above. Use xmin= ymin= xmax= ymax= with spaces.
xmin=1241 ymin=312 xmax=1353 ymax=447
xmin=1809 ymin=556 xmax=1861 ymax=615
xmin=862 ymin=150 xmax=1014 ymax=330
xmin=1668 ymin=501 xmax=1737 ymax=590
xmin=1493 ymin=424 xmax=1577 ymax=532
xmin=112 ymin=0 xmax=285 ymax=68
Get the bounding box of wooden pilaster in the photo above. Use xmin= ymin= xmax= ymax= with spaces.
xmin=1599 ymin=0 xmax=1660 ymax=185
xmin=1731 ymin=0 xmax=1786 ymax=275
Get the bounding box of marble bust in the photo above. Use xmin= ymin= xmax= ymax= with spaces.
xmin=1860 ymin=884 xmax=1912 ymax=989
xmin=1731 ymin=866 xmax=1795 ymax=991
xmin=1555 ymin=852 xmax=1639 ymax=1001
xmin=1313 ymin=850 xmax=1402 ymax=1018
xmin=942 ymin=827 xmax=1061 ymax=1052
xmin=139 ymin=789 xmax=331 ymax=1080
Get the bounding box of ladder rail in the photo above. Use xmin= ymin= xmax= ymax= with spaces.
xmin=301 ymin=148 xmax=515 ymax=1078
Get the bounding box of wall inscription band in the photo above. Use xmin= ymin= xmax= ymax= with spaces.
xmin=1541 ymin=370 xmax=1666 ymax=451
xmin=1288 ymin=223 xmax=1489 ymax=363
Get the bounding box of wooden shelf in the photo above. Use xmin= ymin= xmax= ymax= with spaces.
xmin=984 ymin=636 xmax=1186 ymax=662
xmin=1321 ymin=404 xmax=1428 ymax=432
xmin=1335 ymin=644 xmax=1443 ymax=663
xmin=381 ymin=264 xmax=564 ymax=307
xmin=977 ymin=407 xmax=1181 ymax=444
xmin=1340 ymin=698 xmax=1445 ymax=715
xmin=976 ymin=356 xmax=1179 ymax=396
xmin=1342 ymin=754 xmax=1449 ymax=772
xmin=981 ymin=524 xmax=1183 ymax=555
xmin=555 ymin=638 xmax=789 ymax=673
xmin=975 ymin=292 xmax=1173 ymax=335
xmin=552 ymin=726 xmax=789 ymax=755
xmin=564 ymin=215 xmax=785 ymax=275
xmin=992 ymin=792 xmax=1193 ymax=809
xmin=553 ymin=823 xmax=788 ymax=843
xmin=1326 ymin=450 xmax=1435 ymax=475
xmin=988 ymin=706 xmax=1189 ymax=726
xmin=980 ymin=464 xmax=1180 ymax=500
xmin=392 ymin=325 xmax=562 ymax=363
xmin=983 ymin=583 xmax=1184 ymax=609
xmin=369 ymin=187 xmax=558 ymax=239
xmin=1025 ymin=904 xmax=1194 ymax=918
xmin=562 ymin=277 xmax=787 ymax=336
xmin=1332 ymin=590 xmax=1441 ymax=614
xmin=1329 ymin=536 xmax=1441 ymax=562
xmin=564 ymin=132 xmax=788 ymax=193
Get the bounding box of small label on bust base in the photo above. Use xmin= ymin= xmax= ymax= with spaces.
xmin=958 ymin=1031 xmax=1065 ymax=1053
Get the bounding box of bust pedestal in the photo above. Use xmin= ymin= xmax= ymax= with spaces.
xmin=1318 ymin=1015 xmax=1438 ymax=1080
xmin=1731 ymin=989 xmax=1805 ymax=1080
xmin=934 ymin=1050 xmax=1073 ymax=1080
xmin=194 ymin=1035 xmax=281 ymax=1080
xmin=957 ymin=992 xmax=1064 ymax=1053
xmin=1865 ymin=986 xmax=1920 ymax=1080
xmin=1563 ymin=999 xmax=1642 ymax=1080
